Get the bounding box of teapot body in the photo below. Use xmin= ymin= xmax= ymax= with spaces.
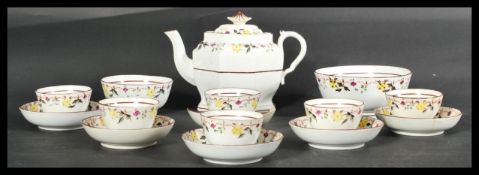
xmin=192 ymin=32 xmax=284 ymax=112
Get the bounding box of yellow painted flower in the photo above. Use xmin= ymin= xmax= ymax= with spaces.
xmin=190 ymin=131 xmax=198 ymax=141
xmin=30 ymin=103 xmax=40 ymax=112
xmin=108 ymin=108 xmax=119 ymax=119
xmin=146 ymin=87 xmax=155 ymax=97
xmin=96 ymin=117 xmax=106 ymax=127
xmin=251 ymin=98 xmax=258 ymax=109
xmin=214 ymin=99 xmax=223 ymax=109
xmin=62 ymin=97 xmax=73 ymax=107
xmin=383 ymin=108 xmax=391 ymax=116
xmin=241 ymin=29 xmax=251 ymax=35
xmin=358 ymin=118 xmax=369 ymax=128
xmin=102 ymin=84 xmax=109 ymax=97
xmin=332 ymin=111 xmax=343 ymax=122
xmin=377 ymin=81 xmax=389 ymax=91
xmin=416 ymin=101 xmax=428 ymax=112
xmin=329 ymin=79 xmax=338 ymax=89
xmin=148 ymin=107 xmax=157 ymax=118
xmin=232 ymin=44 xmax=242 ymax=53
xmin=387 ymin=99 xmax=393 ymax=107
xmin=232 ymin=125 xmax=244 ymax=136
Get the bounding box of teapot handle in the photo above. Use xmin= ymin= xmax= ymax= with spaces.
xmin=278 ymin=31 xmax=307 ymax=85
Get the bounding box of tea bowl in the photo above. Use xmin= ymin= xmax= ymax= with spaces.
xmin=35 ymin=85 xmax=92 ymax=112
xmin=19 ymin=101 xmax=100 ymax=131
xmin=200 ymin=110 xmax=263 ymax=145
xmin=182 ymin=128 xmax=283 ymax=165
xmin=315 ymin=65 xmax=411 ymax=113
xmin=82 ymin=115 xmax=174 ymax=149
xmin=304 ymin=98 xmax=364 ymax=129
xmin=187 ymin=107 xmax=275 ymax=125
xmin=375 ymin=106 xmax=461 ymax=136
xmin=205 ymin=88 xmax=260 ymax=111
xmin=101 ymin=75 xmax=173 ymax=108
xmin=99 ymin=98 xmax=159 ymax=129
xmin=289 ymin=116 xmax=383 ymax=150
xmin=385 ymin=89 xmax=443 ymax=118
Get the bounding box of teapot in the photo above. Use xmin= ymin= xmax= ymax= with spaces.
xmin=165 ymin=11 xmax=307 ymax=120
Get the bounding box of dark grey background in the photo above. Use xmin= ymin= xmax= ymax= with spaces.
xmin=8 ymin=8 xmax=471 ymax=167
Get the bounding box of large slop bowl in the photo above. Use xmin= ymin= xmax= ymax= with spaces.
xmin=315 ymin=65 xmax=412 ymax=112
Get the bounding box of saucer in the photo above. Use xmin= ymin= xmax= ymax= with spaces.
xmin=82 ymin=115 xmax=174 ymax=149
xmin=182 ymin=128 xmax=283 ymax=165
xmin=289 ymin=116 xmax=383 ymax=150
xmin=19 ymin=101 xmax=101 ymax=131
xmin=187 ymin=107 xmax=275 ymax=126
xmin=375 ymin=107 xmax=462 ymax=136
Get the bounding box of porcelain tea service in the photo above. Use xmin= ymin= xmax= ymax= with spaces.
xmin=17 ymin=11 xmax=464 ymax=165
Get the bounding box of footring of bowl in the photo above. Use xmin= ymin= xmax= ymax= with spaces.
xmin=392 ymin=130 xmax=444 ymax=136
xmin=38 ymin=126 xmax=83 ymax=131
xmin=309 ymin=143 xmax=365 ymax=150
xmin=203 ymin=158 xmax=263 ymax=165
xmin=100 ymin=141 xmax=157 ymax=149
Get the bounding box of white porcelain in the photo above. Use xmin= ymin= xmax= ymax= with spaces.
xmin=375 ymin=107 xmax=461 ymax=136
xmin=35 ymin=85 xmax=92 ymax=112
xmin=165 ymin=11 xmax=307 ymax=120
xmin=19 ymin=101 xmax=100 ymax=131
xmin=98 ymin=98 xmax=159 ymax=129
xmin=315 ymin=65 xmax=412 ymax=112
xmin=289 ymin=116 xmax=383 ymax=150
xmin=182 ymin=128 xmax=283 ymax=165
xmin=304 ymin=98 xmax=364 ymax=129
xmin=385 ymin=89 xmax=443 ymax=119
xmin=82 ymin=115 xmax=174 ymax=149
xmin=187 ymin=107 xmax=274 ymax=126
xmin=101 ymin=75 xmax=173 ymax=108
xmin=205 ymin=88 xmax=260 ymax=111
xmin=201 ymin=110 xmax=263 ymax=145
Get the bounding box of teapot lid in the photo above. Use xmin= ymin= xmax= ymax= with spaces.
xmin=213 ymin=11 xmax=263 ymax=35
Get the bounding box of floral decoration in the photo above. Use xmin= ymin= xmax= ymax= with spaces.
xmin=386 ymin=96 xmax=441 ymax=113
xmin=101 ymin=83 xmax=171 ymax=99
xmin=196 ymin=41 xmax=275 ymax=53
xmin=37 ymin=93 xmax=90 ymax=109
xmin=305 ymin=107 xmax=360 ymax=125
xmin=100 ymin=106 xmax=157 ymax=124
xmin=316 ymin=75 xmax=410 ymax=93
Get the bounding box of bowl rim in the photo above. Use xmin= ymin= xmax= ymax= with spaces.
xmin=98 ymin=97 xmax=160 ymax=108
xmin=200 ymin=110 xmax=264 ymax=120
xmin=19 ymin=101 xmax=99 ymax=114
xmin=204 ymin=88 xmax=261 ymax=97
xmin=182 ymin=128 xmax=283 ymax=147
xmin=35 ymin=85 xmax=92 ymax=95
xmin=314 ymin=65 xmax=412 ymax=78
xmin=304 ymin=98 xmax=364 ymax=108
xmin=375 ymin=107 xmax=462 ymax=120
xmin=82 ymin=115 xmax=175 ymax=130
xmin=101 ymin=74 xmax=173 ymax=85
xmin=289 ymin=116 xmax=384 ymax=131
xmin=385 ymin=89 xmax=443 ymax=99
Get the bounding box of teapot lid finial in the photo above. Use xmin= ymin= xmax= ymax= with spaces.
xmin=227 ymin=11 xmax=251 ymax=25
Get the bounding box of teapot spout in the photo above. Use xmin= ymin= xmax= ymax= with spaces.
xmin=164 ymin=30 xmax=196 ymax=86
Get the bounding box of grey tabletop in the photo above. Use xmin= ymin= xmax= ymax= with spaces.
xmin=8 ymin=8 xmax=471 ymax=167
